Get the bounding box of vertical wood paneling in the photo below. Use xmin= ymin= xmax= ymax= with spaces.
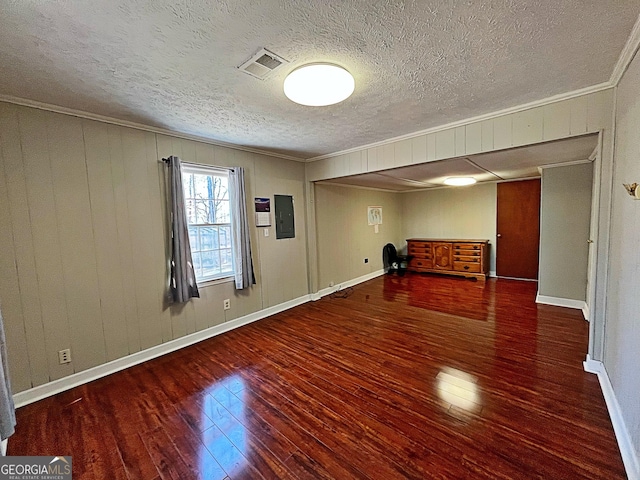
xmin=18 ymin=108 xmax=74 ymax=381
xmin=108 ymin=124 xmax=142 ymax=355
xmin=1 ymin=103 xmax=309 ymax=394
xmin=0 ymin=104 xmax=49 ymax=388
xmin=569 ymin=96 xmax=589 ymax=135
xmin=47 ymin=114 xmax=107 ymax=372
xmin=336 ymin=154 xmax=349 ymax=178
xmin=368 ymin=146 xmax=383 ymax=172
xmin=454 ymin=126 xmax=466 ymax=156
xmin=512 ymin=107 xmax=544 ymax=146
xmin=411 ymin=135 xmax=427 ymax=164
xmin=435 ymin=130 xmax=455 ymax=160
xmin=122 ymin=129 xmax=164 ymax=350
xmin=382 ymin=144 xmax=395 ymax=170
xmin=426 ymin=133 xmax=436 ymax=160
xmin=0 ymin=110 xmax=33 ymax=392
xmin=394 ymin=139 xmax=412 ymax=168
xmin=465 ymin=123 xmax=482 ymax=154
xmin=365 ymin=148 xmax=375 ymax=172
xmin=144 ymin=133 xmax=173 ymax=343
xmin=480 ymin=120 xmax=494 ymax=152
xmin=304 ymin=90 xmax=615 ymax=184
xmin=149 ymin=138 xmax=172 ymax=343
xmin=493 ymin=116 xmax=513 ymax=149
xmin=82 ymin=120 xmax=130 ymax=361
xmin=348 ymin=151 xmax=365 ymax=175
xmin=543 ymin=102 xmax=571 ymax=140
xmin=587 ymin=89 xmax=613 ymax=132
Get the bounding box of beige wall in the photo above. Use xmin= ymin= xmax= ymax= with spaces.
xmin=606 ymin=50 xmax=640 ymax=461
xmin=400 ymin=183 xmax=498 ymax=273
xmin=0 ymin=102 xmax=308 ymax=394
xmin=538 ymin=163 xmax=593 ymax=301
xmin=314 ymin=184 xmax=402 ymax=289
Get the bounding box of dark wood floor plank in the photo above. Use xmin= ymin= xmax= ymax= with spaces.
xmin=9 ymin=274 xmax=626 ymax=479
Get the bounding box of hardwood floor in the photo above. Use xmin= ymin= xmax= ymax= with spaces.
xmin=10 ymin=274 xmax=626 ymax=479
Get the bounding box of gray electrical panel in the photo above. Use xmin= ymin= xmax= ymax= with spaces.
xmin=275 ymin=194 xmax=295 ymax=239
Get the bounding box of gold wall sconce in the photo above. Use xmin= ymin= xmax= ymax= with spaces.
xmin=623 ymin=183 xmax=640 ymax=199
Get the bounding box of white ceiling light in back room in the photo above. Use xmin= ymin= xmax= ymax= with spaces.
xmin=444 ymin=177 xmax=477 ymax=186
xmin=284 ymin=64 xmax=355 ymax=106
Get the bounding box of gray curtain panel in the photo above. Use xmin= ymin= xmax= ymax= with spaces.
xmin=229 ymin=167 xmax=256 ymax=289
xmin=167 ymin=156 xmax=200 ymax=303
xmin=0 ymin=306 xmax=16 ymax=442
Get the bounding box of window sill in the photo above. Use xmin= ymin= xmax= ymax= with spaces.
xmin=197 ymin=275 xmax=235 ymax=288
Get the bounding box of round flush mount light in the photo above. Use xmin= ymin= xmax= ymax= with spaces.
xmin=444 ymin=177 xmax=477 ymax=186
xmin=284 ymin=63 xmax=355 ymax=106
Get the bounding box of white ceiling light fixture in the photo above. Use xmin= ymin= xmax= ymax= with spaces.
xmin=284 ymin=63 xmax=355 ymax=106
xmin=444 ymin=177 xmax=477 ymax=186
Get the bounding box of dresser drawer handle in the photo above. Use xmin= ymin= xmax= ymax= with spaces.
xmin=464 ymin=265 xmax=470 ymax=270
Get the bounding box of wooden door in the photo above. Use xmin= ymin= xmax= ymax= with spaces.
xmin=496 ymin=179 xmax=541 ymax=279
xmin=432 ymin=243 xmax=452 ymax=270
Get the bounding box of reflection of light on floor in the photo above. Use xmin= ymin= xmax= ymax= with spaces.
xmin=436 ymin=367 xmax=482 ymax=413
xmin=199 ymin=374 xmax=247 ymax=477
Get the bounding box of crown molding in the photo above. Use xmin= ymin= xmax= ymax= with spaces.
xmin=305 ymin=82 xmax=613 ymax=162
xmin=0 ymin=94 xmax=305 ymax=163
xmin=315 ymin=180 xmax=400 ymax=193
xmin=610 ymin=14 xmax=640 ymax=86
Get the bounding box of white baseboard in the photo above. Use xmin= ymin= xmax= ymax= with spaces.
xmin=489 ymin=270 xmax=497 ymax=278
xmin=536 ymin=293 xmax=588 ymax=319
xmin=14 ymin=269 xmax=385 ymax=409
xmin=13 ymin=294 xmax=311 ymax=408
xmin=312 ymin=269 xmax=385 ymax=301
xmin=583 ymin=355 xmax=640 ymax=480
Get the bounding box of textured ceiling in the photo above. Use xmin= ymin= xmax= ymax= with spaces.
xmin=0 ymin=1 xmax=638 ymax=159
xmin=322 ymin=134 xmax=599 ymax=192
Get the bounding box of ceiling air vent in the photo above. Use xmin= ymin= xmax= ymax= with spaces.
xmin=238 ymin=48 xmax=288 ymax=80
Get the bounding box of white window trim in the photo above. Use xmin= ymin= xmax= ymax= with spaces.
xmin=181 ymin=163 xmax=235 ymax=285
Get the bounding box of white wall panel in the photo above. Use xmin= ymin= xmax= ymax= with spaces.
xmin=569 ymin=96 xmax=589 ymax=136
xmin=493 ymin=116 xmax=513 ymax=150
xmin=480 ymin=119 xmax=494 ymax=152
xmin=411 ymin=135 xmax=427 ymax=164
xmin=394 ymin=139 xmax=412 ymax=168
xmin=512 ymin=107 xmax=544 ymax=146
xmin=543 ymin=102 xmax=571 ymax=140
xmin=465 ymin=123 xmax=483 ymax=155
xmin=426 ymin=133 xmax=437 ymax=160
xmin=454 ymin=126 xmax=466 ymax=156
xmin=435 ymin=129 xmax=455 ymax=160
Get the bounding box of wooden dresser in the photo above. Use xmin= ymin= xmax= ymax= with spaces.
xmin=406 ymin=239 xmax=490 ymax=280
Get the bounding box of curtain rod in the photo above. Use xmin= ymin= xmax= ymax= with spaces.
xmin=160 ymin=157 xmax=235 ymax=172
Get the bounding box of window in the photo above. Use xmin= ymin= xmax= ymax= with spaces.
xmin=181 ymin=164 xmax=233 ymax=283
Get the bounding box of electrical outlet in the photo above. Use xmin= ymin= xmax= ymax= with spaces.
xmin=264 ymin=228 xmax=269 ymax=237
xmin=223 ymin=299 xmax=231 ymax=310
xmin=58 ymin=349 xmax=71 ymax=364
xmin=364 ymin=258 xmax=369 ymax=263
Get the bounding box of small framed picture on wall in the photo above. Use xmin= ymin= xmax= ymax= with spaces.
xmin=368 ymin=206 xmax=382 ymax=225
